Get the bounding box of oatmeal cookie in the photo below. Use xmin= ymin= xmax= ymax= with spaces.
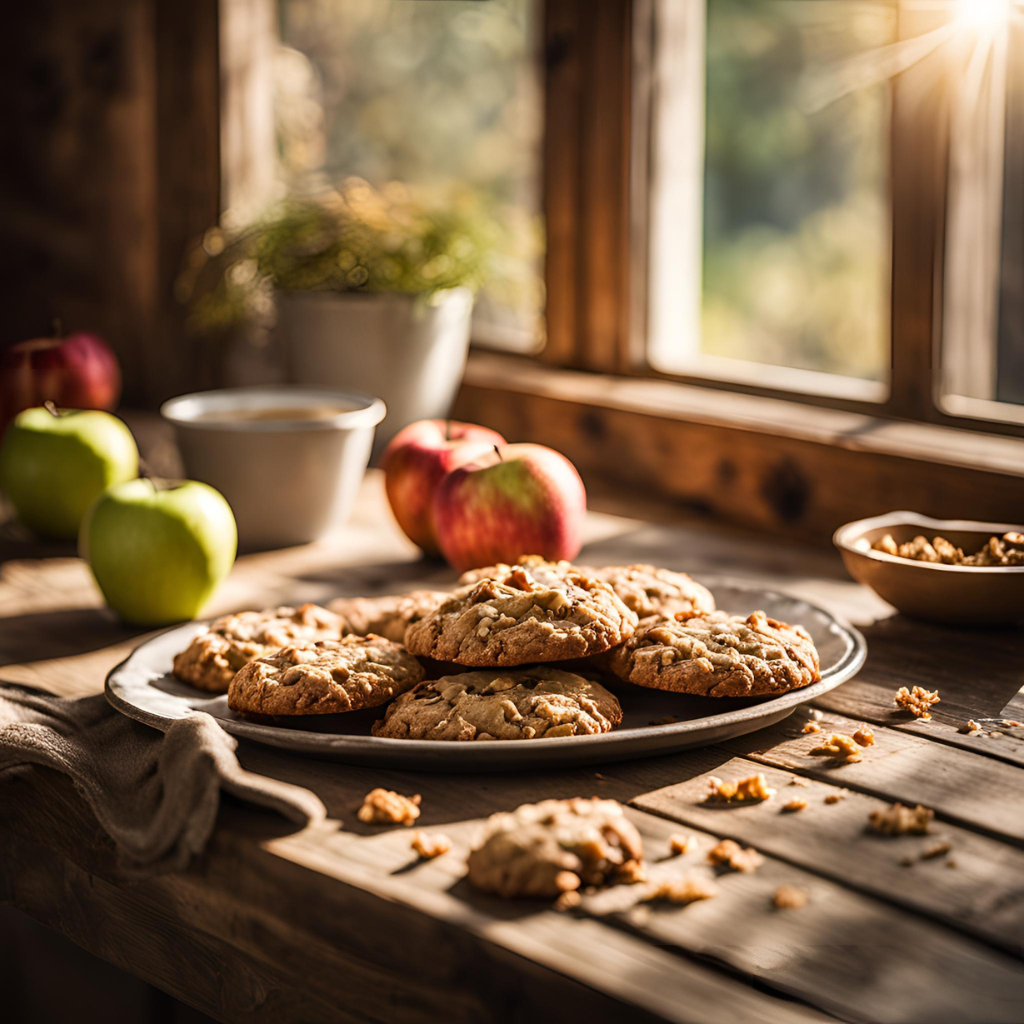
xmin=467 ymin=797 xmax=645 ymax=898
xmin=584 ymin=564 xmax=716 ymax=621
xmin=172 ymin=603 xmax=345 ymax=693
xmin=605 ymin=610 xmax=820 ymax=697
xmin=227 ymin=635 xmax=424 ymax=716
xmin=371 ymin=667 xmax=621 ymax=741
xmin=328 ymin=590 xmax=448 ymax=643
xmin=407 ymin=560 xmax=637 ymax=666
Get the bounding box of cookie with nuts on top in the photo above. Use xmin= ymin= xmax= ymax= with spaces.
xmin=227 ymin=635 xmax=424 ymax=716
xmin=328 ymin=590 xmax=448 ymax=644
xmin=406 ymin=558 xmax=638 ymax=666
xmin=463 ymin=558 xmax=715 ymax=623
xmin=605 ymin=610 xmax=820 ymax=698
xmin=467 ymin=797 xmax=645 ymax=898
xmin=172 ymin=603 xmax=345 ymax=693
xmin=371 ymin=667 xmax=622 ymax=741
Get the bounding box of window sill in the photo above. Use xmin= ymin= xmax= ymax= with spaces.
xmin=453 ymin=352 xmax=1024 ymax=540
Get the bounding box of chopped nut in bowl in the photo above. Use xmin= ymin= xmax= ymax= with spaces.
xmin=833 ymin=512 xmax=1024 ymax=626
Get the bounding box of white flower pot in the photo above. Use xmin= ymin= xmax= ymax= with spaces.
xmin=275 ymin=287 xmax=474 ymax=452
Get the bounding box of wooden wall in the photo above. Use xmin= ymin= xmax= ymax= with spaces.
xmin=0 ymin=0 xmax=220 ymax=405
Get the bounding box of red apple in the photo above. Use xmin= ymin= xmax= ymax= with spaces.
xmin=382 ymin=419 xmax=506 ymax=555
xmin=1 ymin=328 xmax=122 ymax=428
xmin=432 ymin=443 xmax=586 ymax=572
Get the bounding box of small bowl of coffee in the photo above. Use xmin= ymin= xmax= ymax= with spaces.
xmin=161 ymin=387 xmax=385 ymax=549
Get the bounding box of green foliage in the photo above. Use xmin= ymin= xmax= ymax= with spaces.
xmin=181 ymin=180 xmax=499 ymax=336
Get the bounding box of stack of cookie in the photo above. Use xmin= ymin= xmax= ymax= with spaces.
xmin=170 ymin=556 xmax=821 ymax=739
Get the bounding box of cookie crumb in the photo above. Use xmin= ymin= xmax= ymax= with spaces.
xmin=643 ymin=875 xmax=718 ymax=904
xmin=554 ymin=890 xmax=582 ymax=912
xmin=867 ymin=802 xmax=933 ymax=835
xmin=989 ymin=731 xmax=1004 ymax=739
xmin=789 ymin=776 xmax=811 ymax=787
xmin=781 ymin=798 xmax=808 ymax=813
xmin=946 ymin=859 xmax=958 ymax=869
xmin=411 ymin=831 xmax=451 ymax=859
xmin=669 ymin=833 xmax=695 ymax=855
xmin=900 ymin=856 xmax=916 ymax=867
xmin=704 ymin=773 xmax=776 ymax=803
xmin=959 ymin=720 xmax=982 ymax=734
xmin=650 ymin=716 xmax=678 ymax=726
xmin=1002 ymin=719 xmax=1024 ymax=728
xmin=808 ymin=733 xmax=862 ymax=761
xmin=358 ymin=788 xmax=422 ymax=826
xmin=773 ymin=885 xmax=808 ymax=909
xmin=894 ymin=685 xmax=940 ymax=720
xmin=853 ymin=727 xmax=875 ymax=747
xmin=707 ymin=838 xmax=764 ymax=873
xmin=823 ymin=791 xmax=848 ymax=804
xmin=802 ymin=721 xmax=822 ymax=734
xmin=921 ymin=841 xmax=952 ymax=860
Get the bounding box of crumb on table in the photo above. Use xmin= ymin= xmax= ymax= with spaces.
xmin=789 ymin=776 xmax=811 ymax=787
xmin=921 ymin=840 xmax=952 ymax=860
xmin=808 ymin=733 xmax=862 ymax=761
xmin=643 ymin=875 xmax=718 ymax=904
xmin=704 ymin=773 xmax=776 ymax=804
xmin=411 ymin=831 xmax=451 ymax=859
xmin=707 ymin=838 xmax=764 ymax=873
xmin=669 ymin=834 xmax=695 ymax=855
xmin=853 ymin=727 xmax=875 ymax=747
xmin=773 ymin=885 xmax=808 ymax=909
xmin=958 ymin=720 xmax=982 ymax=734
xmin=823 ymin=791 xmax=848 ymax=804
xmin=782 ymin=798 xmax=808 ymax=813
xmin=358 ymin=788 xmax=422 ymax=826
xmin=802 ymin=721 xmax=822 ymax=734
xmin=894 ymin=685 xmax=941 ymax=720
xmin=867 ymin=801 xmax=934 ymax=836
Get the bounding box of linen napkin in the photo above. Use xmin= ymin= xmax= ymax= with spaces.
xmin=0 ymin=684 xmax=325 ymax=874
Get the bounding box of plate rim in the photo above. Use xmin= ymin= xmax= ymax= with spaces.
xmin=105 ymin=579 xmax=867 ymax=765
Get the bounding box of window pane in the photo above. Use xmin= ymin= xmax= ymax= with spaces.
xmin=647 ymin=0 xmax=895 ymax=396
xmin=276 ymin=0 xmax=544 ymax=351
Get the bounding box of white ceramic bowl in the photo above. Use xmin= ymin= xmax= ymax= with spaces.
xmin=161 ymin=386 xmax=385 ymax=550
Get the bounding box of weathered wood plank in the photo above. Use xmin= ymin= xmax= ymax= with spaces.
xmin=631 ymin=754 xmax=1024 ymax=954
xmin=723 ymin=710 xmax=1024 ymax=846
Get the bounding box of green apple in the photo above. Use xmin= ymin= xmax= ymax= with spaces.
xmin=0 ymin=406 xmax=139 ymax=539
xmin=80 ymin=478 xmax=237 ymax=626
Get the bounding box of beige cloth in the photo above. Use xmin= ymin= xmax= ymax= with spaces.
xmin=0 ymin=684 xmax=325 ymax=874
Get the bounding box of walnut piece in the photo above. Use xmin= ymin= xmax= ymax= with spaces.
xmin=853 ymin=727 xmax=875 ymax=747
xmin=808 ymin=732 xmax=862 ymax=761
xmin=358 ymin=788 xmax=422 ymax=826
xmin=643 ymin=875 xmax=718 ymax=904
xmin=773 ymin=885 xmax=808 ymax=909
xmin=894 ymin=685 xmax=941 ymax=720
xmin=958 ymin=720 xmax=982 ymax=734
xmin=873 ymin=531 xmax=1024 ymax=566
xmin=704 ymin=773 xmax=776 ymax=803
xmin=782 ymin=798 xmax=808 ymax=813
xmin=669 ymin=834 xmax=695 ymax=855
xmin=707 ymin=838 xmax=764 ymax=873
xmin=823 ymin=791 xmax=848 ymax=804
xmin=921 ymin=840 xmax=952 ymax=860
xmin=802 ymin=721 xmax=822 ymax=734
xmin=411 ymin=831 xmax=451 ymax=859
xmin=867 ymin=801 xmax=934 ymax=836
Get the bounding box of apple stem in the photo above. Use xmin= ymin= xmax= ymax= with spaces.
xmin=43 ymin=400 xmax=60 ymax=418
xmin=493 ymin=444 xmax=503 ymax=462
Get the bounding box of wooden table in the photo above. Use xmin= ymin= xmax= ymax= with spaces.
xmin=2 ymin=471 xmax=1024 ymax=1023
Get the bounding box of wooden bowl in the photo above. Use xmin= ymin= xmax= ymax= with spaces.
xmin=833 ymin=511 xmax=1024 ymax=626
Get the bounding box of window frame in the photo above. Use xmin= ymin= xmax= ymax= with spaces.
xmin=540 ymin=0 xmax=1024 ymax=437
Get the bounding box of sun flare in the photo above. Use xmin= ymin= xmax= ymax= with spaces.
xmin=955 ymin=0 xmax=1012 ymax=30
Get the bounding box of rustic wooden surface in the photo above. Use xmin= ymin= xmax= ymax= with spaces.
xmin=2 ymin=467 xmax=1024 ymax=1023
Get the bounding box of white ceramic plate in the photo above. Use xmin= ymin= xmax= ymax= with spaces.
xmin=105 ymin=579 xmax=866 ymax=771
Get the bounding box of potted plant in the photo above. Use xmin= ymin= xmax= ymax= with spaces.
xmin=182 ymin=179 xmax=496 ymax=448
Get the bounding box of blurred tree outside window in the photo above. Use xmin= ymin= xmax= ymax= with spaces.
xmin=275 ymin=0 xmax=544 ymax=351
xmin=648 ymin=0 xmax=895 ymax=394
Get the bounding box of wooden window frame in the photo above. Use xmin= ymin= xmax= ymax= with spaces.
xmin=454 ymin=0 xmax=1024 ymax=536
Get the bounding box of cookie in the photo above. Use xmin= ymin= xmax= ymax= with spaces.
xmin=467 ymin=797 xmax=645 ymax=898
xmin=585 ymin=564 xmax=716 ymax=621
xmin=328 ymin=590 xmax=448 ymax=644
xmin=172 ymin=603 xmax=345 ymax=693
xmin=226 ymin=635 xmax=424 ymax=716
xmin=406 ymin=559 xmax=637 ymax=666
xmin=371 ymin=667 xmax=622 ymax=741
xmin=605 ymin=610 xmax=820 ymax=697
